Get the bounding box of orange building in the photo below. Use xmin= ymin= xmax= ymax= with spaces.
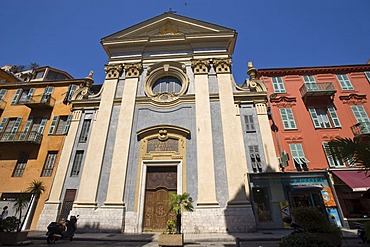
xmin=0 ymin=65 xmax=84 ymax=230
xmin=257 ymin=63 xmax=370 ymax=227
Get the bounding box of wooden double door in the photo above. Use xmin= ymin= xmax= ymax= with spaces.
xmin=143 ymin=166 xmax=177 ymax=232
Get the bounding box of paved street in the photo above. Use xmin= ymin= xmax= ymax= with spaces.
xmin=23 ymin=238 xmax=363 ymax=247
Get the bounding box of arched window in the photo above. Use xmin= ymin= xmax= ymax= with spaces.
xmin=152 ymin=76 xmax=182 ymax=94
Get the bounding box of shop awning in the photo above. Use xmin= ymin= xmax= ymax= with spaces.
xmin=332 ymin=170 xmax=370 ymax=192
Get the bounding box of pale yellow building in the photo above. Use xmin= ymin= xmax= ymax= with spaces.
xmin=0 ymin=66 xmax=84 ymax=229
xmin=39 ymin=12 xmax=278 ymax=233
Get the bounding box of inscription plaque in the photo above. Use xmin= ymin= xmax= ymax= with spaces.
xmin=147 ymin=138 xmax=178 ymax=152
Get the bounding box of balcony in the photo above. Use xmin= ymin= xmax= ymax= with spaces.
xmin=351 ymin=121 xmax=370 ymax=137
xmin=299 ymin=82 xmax=337 ymax=99
xmin=0 ymin=131 xmax=42 ymax=144
xmin=0 ymin=100 xmax=6 ymax=111
xmin=21 ymin=94 xmax=55 ymax=109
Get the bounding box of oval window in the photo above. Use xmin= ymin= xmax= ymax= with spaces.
xmin=152 ymin=76 xmax=182 ymax=94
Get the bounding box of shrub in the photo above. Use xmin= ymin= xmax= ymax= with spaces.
xmin=0 ymin=216 xmax=20 ymax=232
xmin=279 ymin=233 xmax=335 ymax=247
xmin=291 ymin=207 xmax=340 ymax=235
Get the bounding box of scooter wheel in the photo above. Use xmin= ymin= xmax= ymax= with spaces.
xmin=47 ymin=235 xmax=57 ymax=244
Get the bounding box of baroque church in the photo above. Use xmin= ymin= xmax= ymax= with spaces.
xmin=38 ymin=12 xmax=278 ymax=233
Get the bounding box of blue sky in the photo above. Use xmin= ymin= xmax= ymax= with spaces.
xmin=1 ymin=0 xmax=369 ymax=84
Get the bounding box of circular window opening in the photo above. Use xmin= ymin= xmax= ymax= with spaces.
xmin=152 ymin=76 xmax=182 ymax=94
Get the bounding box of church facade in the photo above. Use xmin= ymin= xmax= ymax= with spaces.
xmin=38 ymin=12 xmax=278 ymax=233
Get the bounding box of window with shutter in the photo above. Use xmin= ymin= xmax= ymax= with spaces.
xmin=303 ymin=75 xmax=318 ymax=90
xmin=13 ymin=153 xmax=29 ymax=177
xmin=0 ymin=89 xmax=7 ymax=101
xmin=271 ymin=77 xmax=286 ymax=93
xmin=322 ymin=142 xmax=346 ymax=168
xmin=249 ymin=145 xmax=262 ymax=172
xmin=79 ymin=119 xmax=91 ymax=143
xmin=71 ymin=151 xmax=84 ymax=176
xmin=289 ymin=143 xmax=309 ymax=170
xmin=280 ymin=108 xmax=297 ymax=130
xmin=244 ymin=115 xmax=255 ymax=132
xmin=11 ymin=89 xmax=22 ymax=105
xmin=336 ymin=74 xmax=354 ymax=90
xmin=41 ymin=151 xmax=58 ymax=177
xmin=308 ymin=106 xmax=341 ymax=129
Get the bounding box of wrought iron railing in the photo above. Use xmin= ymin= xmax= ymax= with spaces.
xmin=299 ymin=82 xmax=336 ymax=97
xmin=20 ymin=94 xmax=55 ymax=108
xmin=0 ymin=131 xmax=42 ymax=144
xmin=351 ymin=121 xmax=370 ymax=136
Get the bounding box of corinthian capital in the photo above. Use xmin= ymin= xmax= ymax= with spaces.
xmin=104 ymin=64 xmax=123 ymax=79
xmin=213 ymin=58 xmax=232 ymax=74
xmin=191 ymin=59 xmax=210 ymax=74
xmin=124 ymin=63 xmax=143 ymax=78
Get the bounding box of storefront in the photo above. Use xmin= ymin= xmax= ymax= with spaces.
xmin=330 ymin=170 xmax=370 ymax=228
xmin=249 ymin=171 xmax=343 ymax=229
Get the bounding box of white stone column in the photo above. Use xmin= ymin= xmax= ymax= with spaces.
xmin=104 ymin=63 xmax=142 ymax=206
xmin=191 ymin=59 xmax=218 ymax=207
xmin=214 ymin=59 xmax=249 ymax=205
xmin=36 ymin=110 xmax=81 ymax=230
xmin=74 ymin=64 xmax=122 ymax=206
xmin=256 ymin=103 xmax=279 ymax=171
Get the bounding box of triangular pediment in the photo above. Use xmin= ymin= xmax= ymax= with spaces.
xmin=102 ymin=12 xmax=235 ymax=42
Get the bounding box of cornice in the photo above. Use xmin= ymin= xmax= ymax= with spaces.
xmin=0 ymin=79 xmax=84 ymax=89
xmin=339 ymin=93 xmax=367 ymax=104
xmin=258 ymin=64 xmax=370 ymax=77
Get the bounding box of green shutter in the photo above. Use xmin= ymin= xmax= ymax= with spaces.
xmin=308 ymin=107 xmax=321 ymax=128
xmin=38 ymin=118 xmax=48 ymax=134
xmin=0 ymin=118 xmax=8 ymax=132
xmin=62 ymin=115 xmax=72 ymax=134
xmin=48 ymin=116 xmax=59 ymax=135
xmin=20 ymin=118 xmax=33 ymax=140
xmin=11 ymin=89 xmax=22 ymax=104
xmin=327 ymin=106 xmax=341 ymax=127
xmin=0 ymin=89 xmax=7 ymax=101
xmin=11 ymin=117 xmax=22 ymax=133
xmin=26 ymin=88 xmax=35 ymax=102
xmin=286 ymin=108 xmax=297 ymax=129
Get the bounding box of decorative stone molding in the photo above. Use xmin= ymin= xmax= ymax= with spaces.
xmin=339 ymin=94 xmax=367 ymax=105
xmin=158 ymin=129 xmax=169 ymax=141
xmin=213 ymin=58 xmax=231 ymax=74
xmin=104 ymin=64 xmax=123 ymax=79
xmin=158 ymin=21 xmax=181 ymax=36
xmin=144 ymin=62 xmax=189 ymax=103
xmin=270 ymin=95 xmax=297 ymax=107
xmin=191 ymin=59 xmax=210 ymax=74
xmin=151 ymin=92 xmax=179 ymax=103
xmin=72 ymin=110 xmax=82 ymax=121
xmin=124 ymin=63 xmax=142 ymax=78
xmin=238 ymin=61 xmax=268 ymax=93
xmin=71 ymin=71 xmax=95 ymax=100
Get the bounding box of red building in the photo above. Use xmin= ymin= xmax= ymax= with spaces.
xmin=257 ymin=63 xmax=370 ymax=228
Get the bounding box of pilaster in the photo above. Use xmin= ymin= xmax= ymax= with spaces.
xmin=214 ymin=58 xmax=249 ymax=205
xmin=255 ymin=103 xmax=279 ymax=171
xmin=74 ymin=64 xmax=122 ymax=207
xmin=191 ymin=59 xmax=219 ymax=207
xmin=104 ymin=63 xmax=142 ymax=207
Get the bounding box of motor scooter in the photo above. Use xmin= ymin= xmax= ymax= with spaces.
xmin=46 ymin=215 xmax=78 ymax=243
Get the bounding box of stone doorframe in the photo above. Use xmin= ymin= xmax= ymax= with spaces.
xmin=137 ymin=160 xmax=183 ymax=233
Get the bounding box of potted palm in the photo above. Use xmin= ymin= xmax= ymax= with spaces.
xmin=0 ymin=194 xmax=30 ymax=245
xmin=0 ymin=180 xmax=45 ymax=245
xmin=158 ymin=192 xmax=194 ymax=247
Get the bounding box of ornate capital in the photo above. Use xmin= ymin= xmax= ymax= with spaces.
xmin=191 ymin=59 xmax=210 ymax=74
xmin=212 ymin=58 xmax=232 ymax=74
xmin=124 ymin=63 xmax=142 ymax=78
xmin=104 ymin=64 xmax=123 ymax=79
